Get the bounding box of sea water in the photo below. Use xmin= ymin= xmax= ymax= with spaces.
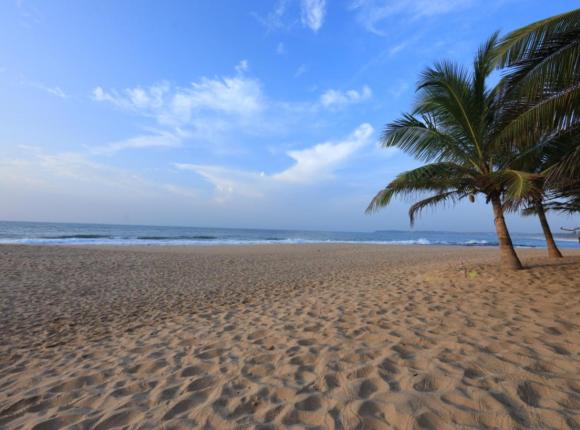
xmin=0 ymin=221 xmax=578 ymax=249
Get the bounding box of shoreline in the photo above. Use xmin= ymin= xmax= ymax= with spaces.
xmin=2 ymin=221 xmax=577 ymax=250
xmin=1 ymin=245 xmax=579 ymax=429
xmin=0 ymin=240 xmax=575 ymax=250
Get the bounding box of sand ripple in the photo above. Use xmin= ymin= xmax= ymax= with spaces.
xmin=0 ymin=244 xmax=579 ymax=429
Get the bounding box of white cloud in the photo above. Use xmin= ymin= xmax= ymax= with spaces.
xmin=176 ymin=123 xmax=374 ymax=201
xmin=276 ymin=42 xmax=286 ymax=55
xmin=388 ymin=80 xmax=410 ymax=98
xmin=320 ymin=85 xmax=372 ymax=108
xmin=0 ymin=151 xmax=196 ymax=199
xmin=168 ymin=77 xmax=263 ymax=122
xmin=411 ymin=0 xmax=473 ymax=17
xmin=93 ymin=83 xmax=169 ymax=111
xmin=91 ymin=130 xmax=187 ymax=155
xmin=294 ymin=64 xmax=307 ymax=78
xmin=254 ymin=0 xmax=290 ymax=32
xmin=16 ymin=0 xmax=42 ymax=28
xmin=0 ymin=149 xmax=206 ymax=224
xmin=351 ymin=0 xmax=473 ymax=35
xmin=94 ymin=75 xmax=263 ymax=127
xmin=91 ymin=66 xmax=371 ymax=158
xmin=255 ymin=0 xmax=326 ymax=33
xmin=274 ymin=123 xmax=374 ymax=183
xmin=301 ymin=0 xmax=326 ymax=32
xmin=41 ymin=85 xmax=67 ymax=99
xmin=92 ymin=69 xmax=266 ymax=153
xmin=388 ymin=41 xmax=409 ymax=56
xmin=235 ymin=59 xmax=249 ymax=73
xmin=175 ymin=164 xmax=265 ymax=202
xmin=23 ymin=80 xmax=68 ymax=98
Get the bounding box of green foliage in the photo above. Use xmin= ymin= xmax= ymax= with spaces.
xmin=494 ymin=8 xmax=580 ymax=192
xmin=368 ymin=35 xmax=543 ymax=224
xmin=368 ymin=9 xmax=580 ymax=235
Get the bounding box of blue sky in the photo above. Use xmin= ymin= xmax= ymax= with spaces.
xmin=0 ymin=0 xmax=578 ymax=232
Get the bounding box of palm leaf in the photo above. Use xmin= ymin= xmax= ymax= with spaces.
xmin=499 ymin=33 xmax=580 ymax=99
xmin=499 ymin=169 xmax=543 ymax=201
xmin=416 ymin=61 xmax=485 ymax=161
xmin=494 ymin=83 xmax=580 ymax=145
xmin=494 ymin=9 xmax=580 ymax=147
xmin=408 ymin=191 xmax=465 ymax=226
xmin=496 ymin=8 xmax=580 ymax=67
xmin=381 ymin=114 xmax=478 ymax=166
xmin=365 ymin=163 xmax=473 ymax=213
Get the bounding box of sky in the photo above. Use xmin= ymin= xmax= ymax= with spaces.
xmin=0 ymin=0 xmax=578 ymax=233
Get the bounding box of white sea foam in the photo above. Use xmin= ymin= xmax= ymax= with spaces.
xmin=0 ymin=237 xmax=480 ymax=247
xmin=1 ymin=221 xmax=573 ymax=249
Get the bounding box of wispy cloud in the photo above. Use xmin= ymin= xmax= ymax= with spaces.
xmin=93 ymin=74 xmax=263 ymax=127
xmin=388 ymin=80 xmax=410 ymax=98
xmin=276 ymin=42 xmax=286 ymax=55
xmin=274 ymin=123 xmax=374 ymax=183
xmin=91 ymin=130 xmax=187 ymax=155
xmin=23 ymin=80 xmax=68 ymax=98
xmin=0 ymin=147 xmax=208 ymax=225
xmin=176 ymin=123 xmax=374 ymax=201
xmin=253 ymin=0 xmax=292 ymax=32
xmin=92 ymin=64 xmax=266 ymax=153
xmin=40 ymin=86 xmax=67 ymax=99
xmin=301 ymin=0 xmax=327 ymax=32
xmin=351 ymin=0 xmax=474 ymax=36
xmin=93 ymin=82 xmax=168 ymax=113
xmin=16 ymin=0 xmax=42 ymax=28
xmin=235 ymin=59 xmax=249 ymax=73
xmin=0 ymin=150 xmax=197 ymax=200
xmin=294 ymin=64 xmax=307 ymax=78
xmin=92 ymin=63 xmax=373 ymax=155
xmin=254 ymin=0 xmax=327 ymax=33
xmin=175 ymin=164 xmax=266 ymax=202
xmin=388 ymin=41 xmax=409 ymax=56
xmin=320 ymin=85 xmax=372 ymax=109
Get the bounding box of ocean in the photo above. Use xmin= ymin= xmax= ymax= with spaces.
xmin=0 ymin=221 xmax=578 ymax=249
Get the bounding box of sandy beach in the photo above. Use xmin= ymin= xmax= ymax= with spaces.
xmin=0 ymin=244 xmax=579 ymax=429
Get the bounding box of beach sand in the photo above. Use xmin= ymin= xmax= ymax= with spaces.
xmin=0 ymin=244 xmax=579 ymax=429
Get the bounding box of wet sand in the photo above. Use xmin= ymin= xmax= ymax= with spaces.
xmin=0 ymin=244 xmax=579 ymax=429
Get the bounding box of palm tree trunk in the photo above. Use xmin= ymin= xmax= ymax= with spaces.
xmin=535 ymin=201 xmax=563 ymax=258
xmin=490 ymin=194 xmax=523 ymax=270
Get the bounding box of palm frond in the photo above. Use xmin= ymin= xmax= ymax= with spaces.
xmin=494 ymin=84 xmax=580 ymax=145
xmin=366 ymin=186 xmax=398 ymax=214
xmin=545 ymin=141 xmax=580 ymax=184
xmin=499 ymin=169 xmax=543 ymax=201
xmin=496 ymin=8 xmax=580 ymax=67
xmin=542 ymin=181 xmax=580 ymax=213
xmin=545 ymin=200 xmax=580 ymax=213
xmin=474 ymin=32 xmax=500 ymax=105
xmin=408 ymin=191 xmax=465 ymax=226
xmin=499 ymin=34 xmax=580 ymax=100
xmin=381 ymin=113 xmax=478 ymax=166
xmin=365 ymin=162 xmax=473 ymax=213
xmin=416 ymin=61 xmax=485 ymax=159
xmin=493 ymin=9 xmax=580 ymax=149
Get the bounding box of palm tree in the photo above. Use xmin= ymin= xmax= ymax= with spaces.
xmin=367 ymin=35 xmax=528 ymax=270
xmin=532 ymin=201 xmax=563 ymax=258
xmin=493 ymin=11 xmax=580 ymax=256
xmin=505 ymin=128 xmax=580 ymax=258
xmin=555 ymin=195 xmax=580 ymax=213
xmin=502 ymin=135 xmax=559 ymax=258
xmin=506 ymin=189 xmax=563 ymax=259
xmin=543 ymin=183 xmax=580 ymax=213
xmin=494 ymin=9 xmax=580 ymax=184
